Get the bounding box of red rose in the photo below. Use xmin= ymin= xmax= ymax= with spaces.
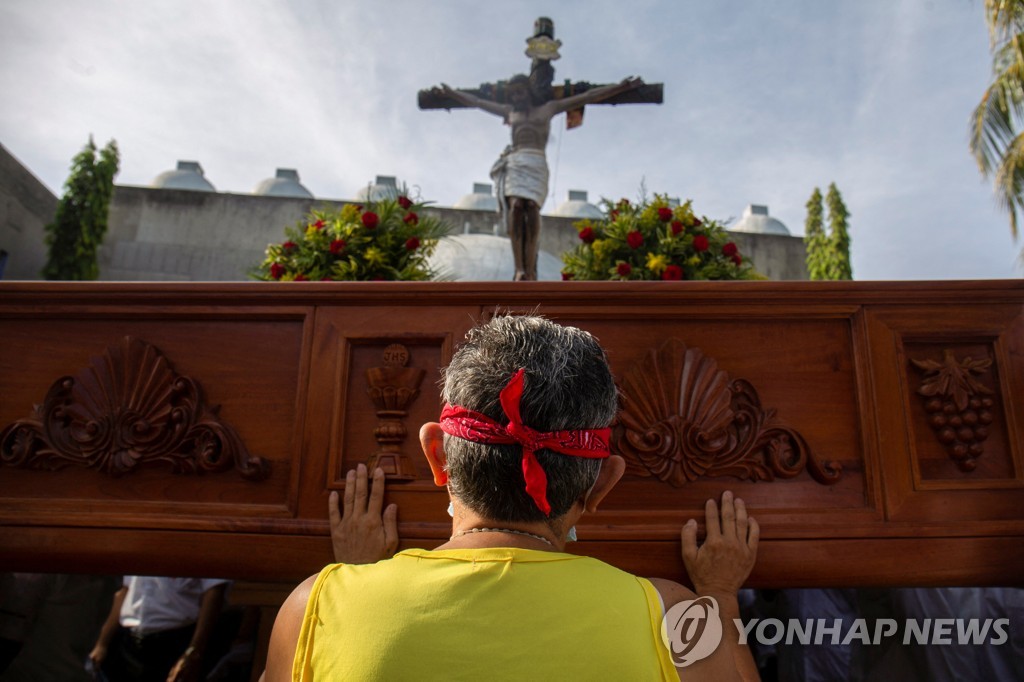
xmin=330 ymin=239 xmax=346 ymax=255
xmin=294 ymin=273 xmax=308 ymax=282
xmin=405 ymin=237 xmax=420 ymax=251
xmin=731 ymin=253 xmax=743 ymax=266
xmin=627 ymin=230 xmax=643 ymax=249
xmin=270 ymin=263 xmax=285 ymax=280
xmin=397 ymin=196 xmax=413 ymax=210
xmin=403 ymin=211 xmax=418 ymax=225
xmin=617 ymin=262 xmax=632 ymax=277
xmin=662 ymin=264 xmax=683 ymax=281
xmin=561 ymin=272 xmax=574 ymax=281
xmin=609 ymin=209 xmax=620 ymax=220
xmin=362 ymin=211 xmax=379 ymax=229
xmin=722 ymin=242 xmax=738 ymax=257
xmin=282 ymin=241 xmax=297 ymax=252
xmin=692 ymin=217 xmax=702 ymax=227
xmin=693 ymin=235 xmax=709 ymax=252
xmin=313 ymin=219 xmax=325 ymax=230
xmin=657 ymin=207 xmax=673 ymax=222
xmin=671 ymin=220 xmax=684 ymax=235
xmin=578 ymin=226 xmax=596 ymax=243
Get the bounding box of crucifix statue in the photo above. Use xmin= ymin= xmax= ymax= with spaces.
xmin=419 ymin=17 xmax=663 ymax=281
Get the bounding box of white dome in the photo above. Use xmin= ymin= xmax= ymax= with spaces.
xmin=428 ymin=234 xmax=562 ymax=281
xmin=454 ymin=182 xmax=499 ymax=212
xmin=355 ymin=175 xmax=401 ymax=202
xmin=254 ymin=168 xmax=313 ymax=198
xmin=152 ymin=161 xmax=215 ymax=192
xmin=730 ymin=204 xmax=791 ymax=236
xmin=551 ymin=189 xmax=602 ymax=219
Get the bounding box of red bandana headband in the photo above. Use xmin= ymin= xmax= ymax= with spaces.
xmin=438 ymin=368 xmax=611 ymax=516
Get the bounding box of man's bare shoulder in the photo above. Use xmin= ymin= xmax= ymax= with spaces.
xmin=263 ymin=573 xmax=319 ymax=682
xmin=647 ymin=577 xmax=698 ymax=610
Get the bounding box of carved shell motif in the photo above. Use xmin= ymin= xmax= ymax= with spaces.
xmin=0 ymin=336 xmax=269 ymax=480
xmin=614 ymin=339 xmax=841 ymax=486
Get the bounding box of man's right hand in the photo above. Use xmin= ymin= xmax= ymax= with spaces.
xmin=681 ymin=491 xmax=758 ymax=596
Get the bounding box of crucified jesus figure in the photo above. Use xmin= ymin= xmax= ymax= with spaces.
xmin=439 ymin=75 xmax=645 ymax=280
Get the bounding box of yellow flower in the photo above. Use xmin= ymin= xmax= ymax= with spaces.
xmin=592 ymin=239 xmax=612 ymax=259
xmin=340 ymin=204 xmax=361 ymax=222
xmin=280 ymin=272 xmax=296 ymax=282
xmin=688 ymin=255 xmax=702 ymax=267
xmin=305 ymin=224 xmax=319 ymax=237
xmin=645 ymin=252 xmax=668 ymax=275
xmin=364 ymin=246 xmax=387 ymax=266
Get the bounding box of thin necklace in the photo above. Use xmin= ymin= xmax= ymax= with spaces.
xmin=451 ymin=527 xmax=553 ymax=546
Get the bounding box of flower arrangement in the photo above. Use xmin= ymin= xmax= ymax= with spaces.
xmin=252 ymin=195 xmax=449 ymax=281
xmin=560 ymin=194 xmax=763 ymax=281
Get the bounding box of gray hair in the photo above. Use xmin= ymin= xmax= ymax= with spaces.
xmin=442 ymin=315 xmax=618 ymax=523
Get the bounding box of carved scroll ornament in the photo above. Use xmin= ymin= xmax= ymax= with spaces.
xmin=614 ymin=339 xmax=841 ymax=486
xmin=911 ymin=349 xmax=995 ymax=472
xmin=0 ymin=337 xmax=269 ymax=480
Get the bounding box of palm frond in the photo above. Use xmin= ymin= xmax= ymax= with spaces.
xmin=993 ymin=130 xmax=1024 ymax=238
xmin=985 ymin=0 xmax=1024 ymax=46
xmin=971 ymin=83 xmax=1016 ymax=174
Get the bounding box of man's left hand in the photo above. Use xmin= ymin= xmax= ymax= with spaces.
xmin=166 ymin=648 xmax=200 ymax=682
xmin=329 ymin=464 xmax=399 ymax=564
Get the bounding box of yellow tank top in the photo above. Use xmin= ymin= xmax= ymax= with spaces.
xmin=293 ymin=547 xmax=676 ymax=681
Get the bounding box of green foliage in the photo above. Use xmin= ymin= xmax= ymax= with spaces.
xmin=826 ymin=183 xmax=852 ymax=280
xmin=560 ymin=194 xmax=763 ymax=281
xmin=252 ymin=194 xmax=450 ymax=281
xmin=42 ymin=137 xmax=119 ymax=280
xmin=970 ymin=0 xmax=1024 ymax=243
xmin=804 ymin=187 xmax=829 ymax=280
xmin=804 ymin=184 xmax=853 ymax=281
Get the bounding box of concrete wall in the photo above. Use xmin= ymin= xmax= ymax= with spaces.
xmin=0 ymin=147 xmax=806 ymax=282
xmin=100 ymin=185 xmax=808 ymax=281
xmin=0 ymin=144 xmax=56 ymax=280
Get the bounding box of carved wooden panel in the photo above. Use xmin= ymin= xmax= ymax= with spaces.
xmin=1 ymin=336 xmax=268 ymax=480
xmin=615 ymin=338 xmax=841 ymax=486
xmin=0 ymin=312 xmax=309 ymax=527
xmin=866 ymin=303 xmax=1024 ymax=529
xmin=364 ymin=343 xmax=427 ymax=479
xmin=906 ymin=343 xmax=1011 ymax=479
xmin=0 ymin=282 xmax=1021 ymax=588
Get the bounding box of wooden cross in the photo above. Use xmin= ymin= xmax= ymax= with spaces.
xmin=418 ymin=16 xmax=662 ymax=128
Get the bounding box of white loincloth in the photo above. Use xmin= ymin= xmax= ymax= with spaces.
xmin=490 ymin=147 xmax=549 ymax=231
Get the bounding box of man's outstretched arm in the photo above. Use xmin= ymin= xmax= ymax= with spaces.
xmin=547 ymin=76 xmax=645 ymax=114
xmin=651 ymin=491 xmax=760 ymax=682
xmin=437 ymin=83 xmax=511 ymax=117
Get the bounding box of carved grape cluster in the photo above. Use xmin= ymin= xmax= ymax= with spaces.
xmin=912 ymin=349 xmax=996 ymax=473
xmin=922 ymin=395 xmax=994 ymax=471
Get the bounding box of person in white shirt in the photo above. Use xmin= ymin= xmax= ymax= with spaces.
xmin=89 ymin=577 xmax=227 ymax=682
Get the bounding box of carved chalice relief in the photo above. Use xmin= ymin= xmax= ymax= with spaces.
xmin=0 ymin=337 xmax=269 ymax=480
xmin=911 ymin=349 xmax=996 ymax=472
xmin=614 ymin=339 xmax=841 ymax=486
xmin=365 ymin=344 xmax=425 ymax=480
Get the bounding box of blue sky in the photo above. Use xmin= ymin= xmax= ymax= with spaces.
xmin=1 ymin=0 xmax=1021 ymax=279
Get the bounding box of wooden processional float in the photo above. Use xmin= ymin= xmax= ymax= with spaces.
xmin=1 ymin=280 xmax=1022 ymax=588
